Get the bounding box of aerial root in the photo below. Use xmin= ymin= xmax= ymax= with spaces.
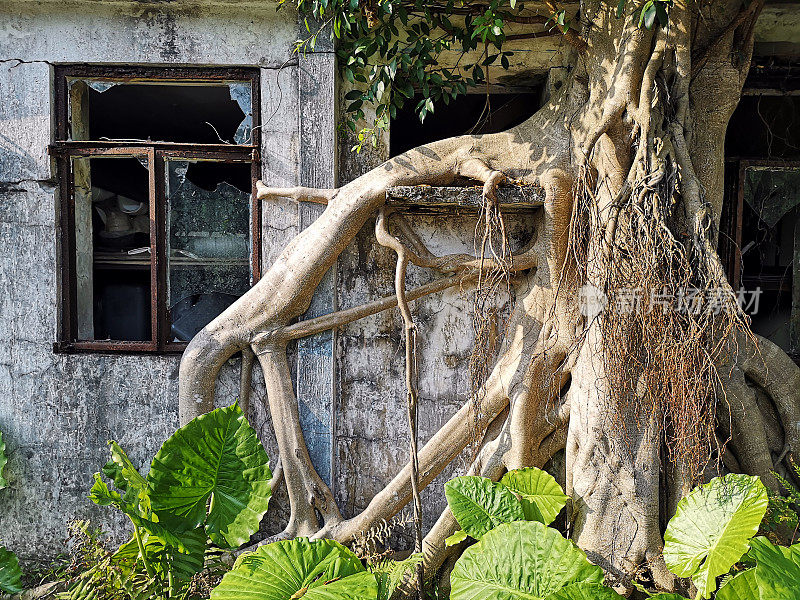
xmin=239 ymin=347 xmax=255 ymax=417
xmin=255 ymin=181 xmax=336 ymax=204
xmin=254 ymin=348 xmax=342 ymax=543
xmin=737 ymin=333 xmax=800 ymax=451
xmin=717 ymin=365 xmax=778 ymax=489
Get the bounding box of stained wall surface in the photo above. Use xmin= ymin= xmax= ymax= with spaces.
xmin=0 ymin=0 xmax=301 ymax=558
xmin=3 ymin=0 xmax=798 ymax=563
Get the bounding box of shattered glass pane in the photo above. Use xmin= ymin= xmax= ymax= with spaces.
xmin=744 ymin=167 xmax=800 ymax=228
xmin=67 ymin=78 xmax=253 ymax=144
xmin=85 ymin=81 xmax=118 ymax=93
xmin=229 ymin=82 xmax=253 ymax=144
xmin=166 ymin=160 xmax=252 ymax=341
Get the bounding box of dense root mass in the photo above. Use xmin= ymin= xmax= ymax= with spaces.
xmin=178 ymin=0 xmax=800 ymax=593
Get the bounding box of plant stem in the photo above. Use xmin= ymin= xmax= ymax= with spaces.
xmin=132 ymin=522 xmax=156 ymax=578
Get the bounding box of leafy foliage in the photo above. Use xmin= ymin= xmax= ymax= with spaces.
xmin=715 ymin=568 xmax=759 ymax=600
xmin=58 ymin=521 xmax=228 ymax=600
xmin=444 ymin=468 xmax=565 ymax=546
xmin=211 ymin=538 xmax=376 ymax=600
xmin=282 ymin=0 xmax=670 ymax=150
xmin=369 ymin=553 xmax=423 ymax=600
xmin=545 ymin=583 xmax=626 ymax=600
xmin=763 ymin=463 xmax=800 ymax=544
xmin=0 ymin=545 xmax=23 ymax=594
xmin=148 ymin=403 xmax=272 ymax=548
xmin=663 ymin=474 xmax=768 ymax=599
xmin=113 ymin=527 xmax=208 ymax=584
xmin=450 ymin=521 xmax=605 ymax=600
xmin=439 ymin=471 xmax=800 ymax=600
xmin=748 ymin=537 xmax=800 ymax=600
xmin=78 ymin=404 xmax=270 ymax=600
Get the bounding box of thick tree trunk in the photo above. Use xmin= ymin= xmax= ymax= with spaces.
xmin=177 ymin=0 xmax=800 ymax=592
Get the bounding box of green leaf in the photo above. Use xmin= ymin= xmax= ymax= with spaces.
xmin=749 ymin=537 xmax=800 ymax=599
xmin=445 ymin=530 xmax=469 ymax=547
xmin=104 ymin=441 xmax=151 ymax=515
xmin=444 ymin=476 xmax=525 ymax=539
xmin=90 ymin=465 xmax=192 ymax=553
xmin=0 ymin=431 xmax=8 ymax=489
xmin=500 ymin=468 xmax=568 ymax=524
xmin=0 ymin=546 xmax=22 ymax=594
xmin=211 ymin=538 xmax=377 ymax=600
xmin=545 ymin=583 xmax=626 ymax=600
xmin=642 ymin=3 xmax=657 ymax=29
xmin=450 ymin=521 xmax=604 ymax=600
xmin=89 ymin=472 xmax=124 ymax=507
xmin=148 ymin=403 xmax=272 ymax=548
xmin=615 ymin=0 xmax=626 ymax=18
xmin=715 ymin=568 xmax=759 ymax=600
xmin=663 ymin=474 xmax=768 ymax=599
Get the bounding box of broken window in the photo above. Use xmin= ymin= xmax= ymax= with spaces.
xmin=52 ymin=66 xmax=260 ymax=352
xmin=730 ymin=164 xmax=800 ymax=357
xmin=722 ymin=62 xmax=800 ymax=362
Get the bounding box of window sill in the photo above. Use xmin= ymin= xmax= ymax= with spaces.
xmin=53 ymin=341 xmax=188 ymax=355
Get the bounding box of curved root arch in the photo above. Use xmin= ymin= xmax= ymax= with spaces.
xmin=177 ymin=0 xmax=800 ymax=591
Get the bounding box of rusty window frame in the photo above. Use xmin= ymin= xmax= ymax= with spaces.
xmin=51 ymin=65 xmax=261 ymax=354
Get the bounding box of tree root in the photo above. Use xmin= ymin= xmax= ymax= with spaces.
xmin=177 ymin=6 xmax=800 ymax=592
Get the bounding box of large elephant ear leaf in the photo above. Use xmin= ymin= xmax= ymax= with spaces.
xmin=543 ymin=583 xmax=626 ymax=600
xmin=211 ymin=538 xmax=377 ymax=600
xmin=0 ymin=546 xmax=23 ymax=594
xmin=148 ymin=403 xmax=272 ymax=548
xmin=715 ymin=568 xmax=759 ymax=600
xmin=0 ymin=431 xmax=8 ymax=489
xmin=500 ymin=467 xmax=568 ymax=524
xmin=748 ymin=537 xmax=800 ymax=600
xmin=663 ymin=474 xmax=768 ymax=599
xmin=444 ymin=476 xmax=525 ymax=539
xmin=450 ymin=521 xmax=603 ymax=600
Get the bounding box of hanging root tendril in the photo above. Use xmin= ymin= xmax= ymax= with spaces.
xmin=468 ymin=181 xmax=514 ymax=461
xmin=569 ymin=126 xmax=754 ymax=483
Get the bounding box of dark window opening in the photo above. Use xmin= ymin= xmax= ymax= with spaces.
xmin=78 ymin=156 xmax=152 ymax=341
xmin=738 ymin=167 xmax=799 ymax=353
xmin=723 ymin=59 xmax=800 ymax=361
xmin=53 ymin=66 xmax=260 ymax=353
xmin=390 ymin=89 xmax=542 ymax=156
xmin=69 ymin=80 xmax=253 ymax=144
xmin=726 ymin=95 xmax=800 ymax=159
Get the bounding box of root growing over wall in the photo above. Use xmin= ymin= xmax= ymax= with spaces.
xmin=178 ymin=0 xmax=800 ymax=593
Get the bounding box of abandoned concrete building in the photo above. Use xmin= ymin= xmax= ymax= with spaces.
xmin=1 ymin=0 xmax=799 ymax=560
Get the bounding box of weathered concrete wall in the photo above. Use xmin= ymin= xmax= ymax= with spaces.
xmin=333 ymin=84 xmax=544 ymax=542
xmin=3 ymin=0 xmax=799 ymax=565
xmin=0 ymin=0 xmax=298 ymax=559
